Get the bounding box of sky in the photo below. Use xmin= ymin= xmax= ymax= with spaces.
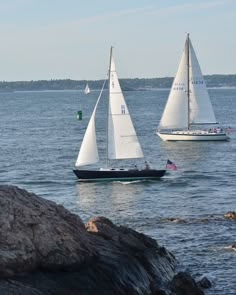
xmin=0 ymin=0 xmax=235 ymax=81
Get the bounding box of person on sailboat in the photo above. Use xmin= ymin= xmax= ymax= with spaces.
xmin=145 ymin=161 xmax=150 ymax=170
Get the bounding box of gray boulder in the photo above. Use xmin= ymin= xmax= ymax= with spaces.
xmin=0 ymin=185 xmax=204 ymax=295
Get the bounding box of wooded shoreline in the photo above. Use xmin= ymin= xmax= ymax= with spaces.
xmin=1 ymin=74 xmax=236 ymax=92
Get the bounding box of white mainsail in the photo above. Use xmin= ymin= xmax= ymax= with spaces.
xmin=158 ymin=34 xmax=216 ymax=130
xmin=84 ymin=83 xmax=90 ymax=94
xmin=75 ymin=81 xmax=105 ymax=167
xmin=108 ymin=48 xmax=144 ymax=160
xmin=188 ymin=39 xmax=217 ymax=124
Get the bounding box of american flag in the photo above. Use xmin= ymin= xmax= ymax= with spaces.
xmin=166 ymin=159 xmax=177 ymax=170
xmin=226 ymin=127 xmax=233 ymax=133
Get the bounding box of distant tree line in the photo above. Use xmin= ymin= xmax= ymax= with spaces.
xmin=1 ymin=75 xmax=236 ymax=92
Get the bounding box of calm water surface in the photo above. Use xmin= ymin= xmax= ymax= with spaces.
xmin=0 ymin=88 xmax=235 ymax=294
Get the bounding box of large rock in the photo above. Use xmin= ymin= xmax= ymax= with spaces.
xmin=0 ymin=185 xmax=204 ymax=295
xmin=0 ymin=185 xmax=95 ymax=276
xmin=171 ymin=272 xmax=204 ymax=295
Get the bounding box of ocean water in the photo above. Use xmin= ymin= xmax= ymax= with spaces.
xmin=0 ymin=88 xmax=235 ymax=294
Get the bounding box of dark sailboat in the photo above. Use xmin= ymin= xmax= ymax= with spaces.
xmin=73 ymin=47 xmax=165 ymax=182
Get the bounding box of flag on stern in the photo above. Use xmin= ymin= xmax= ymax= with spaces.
xmin=166 ymin=159 xmax=177 ymax=170
xmin=226 ymin=126 xmax=233 ymax=133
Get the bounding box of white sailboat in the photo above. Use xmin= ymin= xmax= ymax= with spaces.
xmin=74 ymin=47 xmax=165 ymax=182
xmin=157 ymin=34 xmax=230 ymax=141
xmin=84 ymin=82 xmax=90 ymax=94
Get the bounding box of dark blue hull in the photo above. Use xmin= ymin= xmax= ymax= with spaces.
xmin=73 ymin=168 xmax=166 ymax=182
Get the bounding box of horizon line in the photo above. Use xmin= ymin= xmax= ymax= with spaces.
xmin=1 ymin=73 xmax=236 ymax=83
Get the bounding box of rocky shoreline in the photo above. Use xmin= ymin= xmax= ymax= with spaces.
xmin=0 ymin=185 xmax=209 ymax=294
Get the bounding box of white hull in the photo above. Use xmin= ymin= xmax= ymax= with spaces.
xmin=157 ymin=130 xmax=229 ymax=141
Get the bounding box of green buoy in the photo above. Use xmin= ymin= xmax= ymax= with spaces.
xmin=77 ymin=110 xmax=82 ymax=120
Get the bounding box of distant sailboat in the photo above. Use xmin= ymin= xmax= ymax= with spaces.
xmin=73 ymin=47 xmax=166 ymax=182
xmin=84 ymin=82 xmax=90 ymax=94
xmin=157 ymin=34 xmax=230 ymax=141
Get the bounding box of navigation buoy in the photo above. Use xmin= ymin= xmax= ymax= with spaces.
xmin=77 ymin=110 xmax=82 ymax=120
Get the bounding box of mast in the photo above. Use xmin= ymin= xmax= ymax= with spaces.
xmin=106 ymin=46 xmax=113 ymax=168
xmin=186 ymin=33 xmax=190 ymax=130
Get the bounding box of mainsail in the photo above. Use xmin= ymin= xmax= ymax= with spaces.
xmin=107 ymin=47 xmax=144 ymax=160
xmin=188 ymin=39 xmax=217 ymax=124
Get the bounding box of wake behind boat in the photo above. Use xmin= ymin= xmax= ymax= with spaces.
xmin=73 ymin=47 xmax=165 ymax=182
xmin=157 ymin=34 xmax=231 ymax=141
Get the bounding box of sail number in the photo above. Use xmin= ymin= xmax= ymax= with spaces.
xmin=121 ymin=105 xmax=126 ymax=114
xmin=173 ymin=82 xmax=185 ymax=91
xmin=191 ymin=79 xmax=204 ymax=85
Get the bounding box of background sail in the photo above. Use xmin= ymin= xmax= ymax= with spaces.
xmin=188 ymin=40 xmax=217 ymax=124
xmin=84 ymin=83 xmax=90 ymax=94
xmin=108 ymin=51 xmax=143 ymax=160
xmin=158 ymin=39 xmax=189 ymax=129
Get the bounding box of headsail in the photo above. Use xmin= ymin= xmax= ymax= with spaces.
xmin=158 ymin=37 xmax=189 ymax=129
xmin=108 ymin=47 xmax=143 ymax=160
xmin=75 ymin=81 xmax=106 ymax=167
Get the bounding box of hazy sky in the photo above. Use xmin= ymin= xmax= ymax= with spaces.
xmin=0 ymin=0 xmax=235 ymax=81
